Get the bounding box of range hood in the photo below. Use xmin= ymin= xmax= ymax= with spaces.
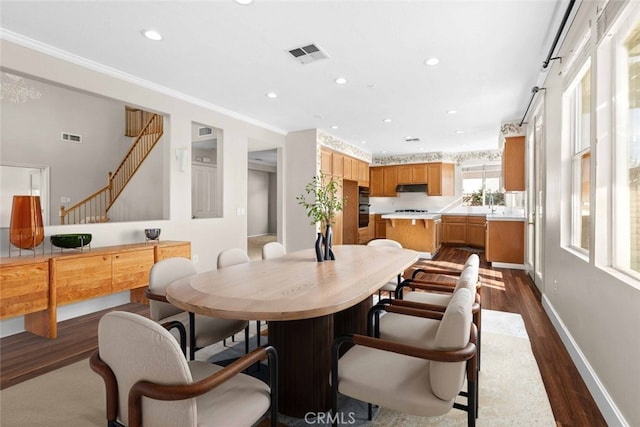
xmin=395 ymin=184 xmax=428 ymax=193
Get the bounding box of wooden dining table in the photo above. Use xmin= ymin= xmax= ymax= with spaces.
xmin=166 ymin=244 xmax=419 ymax=417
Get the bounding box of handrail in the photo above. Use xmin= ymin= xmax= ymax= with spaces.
xmin=60 ymin=112 xmax=163 ymax=224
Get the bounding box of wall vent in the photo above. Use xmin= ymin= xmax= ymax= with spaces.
xmin=404 ymin=137 xmax=420 ymax=143
xmin=198 ymin=126 xmax=213 ymax=137
xmin=288 ymin=43 xmax=329 ymax=64
xmin=61 ymin=132 xmax=82 ymax=143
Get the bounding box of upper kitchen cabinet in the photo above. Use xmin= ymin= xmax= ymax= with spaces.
xmin=427 ymin=163 xmax=455 ymax=196
xmin=502 ymin=136 xmax=525 ymax=191
xmin=397 ymin=164 xmax=427 ymax=184
xmin=370 ymin=166 xmax=397 ymax=197
xmin=320 ymin=148 xmax=332 ymax=176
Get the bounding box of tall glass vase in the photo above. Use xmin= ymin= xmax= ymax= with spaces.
xmin=324 ymin=224 xmax=335 ymax=260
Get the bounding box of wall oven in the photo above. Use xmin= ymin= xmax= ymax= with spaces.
xmin=358 ymin=187 xmax=370 ymax=228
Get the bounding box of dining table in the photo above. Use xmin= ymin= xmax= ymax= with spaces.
xmin=166 ymin=244 xmax=419 ymax=418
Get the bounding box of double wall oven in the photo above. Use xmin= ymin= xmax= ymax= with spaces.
xmin=358 ymin=187 xmax=370 ymax=227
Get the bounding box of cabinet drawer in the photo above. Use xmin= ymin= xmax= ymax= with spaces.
xmin=54 ymin=255 xmax=112 ymax=305
xmin=113 ymin=249 xmax=155 ymax=292
xmin=155 ymin=243 xmax=191 ymax=261
xmin=442 ymin=215 xmax=467 ymax=223
xmin=467 ymin=216 xmax=486 ymax=224
xmin=0 ymin=262 xmax=49 ymax=318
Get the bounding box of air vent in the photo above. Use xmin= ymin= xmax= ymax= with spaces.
xmin=288 ymin=43 xmax=329 ymax=64
xmin=405 ymin=137 xmax=420 ymax=143
xmin=198 ymin=127 xmax=213 ymax=137
xmin=61 ymin=132 xmax=82 ymax=143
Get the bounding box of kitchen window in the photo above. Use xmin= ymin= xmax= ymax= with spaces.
xmin=461 ymin=164 xmax=504 ymax=206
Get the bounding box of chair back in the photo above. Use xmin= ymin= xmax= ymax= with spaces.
xmin=148 ymin=257 xmax=197 ymax=321
xmin=217 ymin=248 xmax=250 ymax=268
xmin=454 ymin=263 xmax=480 ymax=294
xmin=367 ymin=238 xmax=403 ymax=249
xmin=464 ymin=253 xmax=480 ymax=269
xmin=430 ymin=287 xmax=474 ymax=401
xmin=98 ymin=311 xmax=196 ymax=427
xmin=262 ymin=241 xmax=286 ymax=259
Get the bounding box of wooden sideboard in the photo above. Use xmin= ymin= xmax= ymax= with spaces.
xmin=0 ymin=240 xmax=190 ymax=339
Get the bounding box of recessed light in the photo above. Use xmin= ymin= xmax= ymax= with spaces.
xmin=266 ymin=92 xmax=278 ymax=99
xmin=334 ymin=77 xmax=348 ymax=85
xmin=447 ymin=109 xmax=457 ymax=115
xmin=141 ymin=29 xmax=163 ymax=41
xmin=382 ymin=118 xmax=392 ymax=123
xmin=331 ymin=125 xmax=339 ymax=129
xmin=456 ymin=130 xmax=464 ymax=134
xmin=424 ymin=57 xmax=440 ymax=66
xmin=361 ymin=141 xmax=367 ymax=144
xmin=234 ymin=0 xmax=254 ymax=4
xmin=382 ymin=150 xmax=388 ymax=154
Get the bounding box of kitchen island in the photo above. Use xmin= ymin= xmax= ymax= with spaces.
xmin=380 ymin=213 xmax=442 ymax=258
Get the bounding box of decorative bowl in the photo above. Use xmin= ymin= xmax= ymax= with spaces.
xmin=50 ymin=233 xmax=92 ymax=249
xmin=145 ymin=228 xmax=161 ymax=240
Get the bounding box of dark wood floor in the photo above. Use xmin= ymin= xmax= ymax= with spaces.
xmin=0 ymin=246 xmax=606 ymax=426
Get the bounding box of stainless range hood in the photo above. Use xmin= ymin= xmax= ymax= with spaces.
xmin=395 ymin=184 xmax=428 ymax=193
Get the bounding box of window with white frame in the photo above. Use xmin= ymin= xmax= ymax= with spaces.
xmin=565 ymin=61 xmax=591 ymax=253
xmin=613 ymin=15 xmax=640 ymax=277
xmin=461 ymin=164 xmax=504 ymax=206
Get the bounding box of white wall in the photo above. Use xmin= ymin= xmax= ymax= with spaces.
xmin=0 ymin=39 xmax=286 ymax=335
xmin=536 ymin=2 xmax=640 ymax=425
xmin=247 ymin=168 xmax=270 ymax=236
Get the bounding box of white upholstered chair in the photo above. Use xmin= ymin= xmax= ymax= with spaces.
xmin=217 ymin=248 xmax=263 ymax=347
xmin=90 ymin=311 xmax=278 ymax=427
xmin=261 ymin=241 xmax=286 ymax=259
xmin=366 ymin=238 xmax=404 ymax=298
xmin=145 ymin=257 xmax=249 ymax=361
xmin=332 ymin=288 xmax=478 ymax=427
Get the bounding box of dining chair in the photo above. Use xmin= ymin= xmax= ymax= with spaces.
xmin=366 ymin=238 xmax=404 ymax=299
xmin=217 ymin=248 xmax=263 ymax=347
xmin=145 ymin=257 xmax=249 ymax=361
xmin=90 ymin=311 xmax=278 ymax=427
xmin=261 ymin=241 xmax=286 ymax=259
xmin=393 ymin=254 xmax=482 ymax=368
xmin=332 ymin=287 xmax=478 ymax=427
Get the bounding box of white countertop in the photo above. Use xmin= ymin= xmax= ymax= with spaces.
xmin=380 ymin=213 xmax=442 ymax=220
xmin=486 ymin=213 xmax=526 ymax=221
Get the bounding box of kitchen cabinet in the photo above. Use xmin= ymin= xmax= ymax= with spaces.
xmin=384 ymin=217 xmax=440 ymax=256
xmin=320 ymin=148 xmax=332 ymax=176
xmin=374 ymin=214 xmax=387 ymax=239
xmin=442 ymin=215 xmax=486 ymax=247
xmin=442 ymin=215 xmax=467 ymax=244
xmin=0 ymin=241 xmax=191 ymax=339
xmin=370 ymin=163 xmax=454 ymax=196
xmin=467 ymin=216 xmax=487 ymax=248
xmin=427 ymin=163 xmax=455 ymax=196
xmin=332 ymin=152 xmax=344 ymax=178
xmin=397 ymin=164 xmax=427 ymax=184
xmin=382 ymin=167 xmax=398 ymax=196
xmin=486 ymin=220 xmax=525 ymax=263
xmin=343 ymin=156 xmax=354 ymax=180
xmin=358 ymin=161 xmax=370 ymax=187
xmin=503 ymin=136 xmax=525 ymax=191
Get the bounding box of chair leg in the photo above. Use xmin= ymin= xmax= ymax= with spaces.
xmin=244 ymin=325 xmax=250 ymax=354
xmin=257 ymin=320 xmax=261 ymax=347
xmin=188 ymin=312 xmax=196 ymax=361
xmin=368 ymin=403 xmax=373 ymax=420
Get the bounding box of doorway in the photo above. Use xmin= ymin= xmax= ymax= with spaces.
xmin=247 ymin=149 xmax=278 ymax=260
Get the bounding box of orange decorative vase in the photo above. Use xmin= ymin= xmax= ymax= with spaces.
xmin=10 ymin=195 xmax=44 ymax=250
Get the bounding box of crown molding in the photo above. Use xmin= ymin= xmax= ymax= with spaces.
xmin=0 ymin=29 xmax=287 ymax=135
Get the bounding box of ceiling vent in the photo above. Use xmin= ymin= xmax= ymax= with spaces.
xmin=198 ymin=126 xmax=213 ymax=137
xmin=405 ymin=137 xmax=420 ymax=143
xmin=61 ymin=132 xmax=82 ymax=143
xmin=288 ymin=43 xmax=329 ymax=64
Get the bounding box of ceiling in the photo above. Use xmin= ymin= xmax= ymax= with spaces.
xmin=0 ymin=1 xmax=568 ymax=157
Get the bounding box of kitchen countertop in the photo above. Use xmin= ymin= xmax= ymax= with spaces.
xmin=486 ymin=213 xmax=526 ymax=221
xmin=380 ymin=213 xmax=442 ymax=220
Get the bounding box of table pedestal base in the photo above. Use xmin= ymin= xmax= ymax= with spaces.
xmin=268 ymin=297 xmax=373 ymax=418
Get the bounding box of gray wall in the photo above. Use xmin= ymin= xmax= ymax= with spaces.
xmin=0 ymin=74 xmax=164 ymax=225
xmin=247 ymin=162 xmax=277 ymax=236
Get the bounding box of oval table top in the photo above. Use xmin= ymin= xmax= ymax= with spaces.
xmin=166 ymin=245 xmax=418 ymax=321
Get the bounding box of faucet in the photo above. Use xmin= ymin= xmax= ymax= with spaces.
xmin=489 ymin=194 xmax=495 ymax=214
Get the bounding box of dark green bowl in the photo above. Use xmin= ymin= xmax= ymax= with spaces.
xmin=50 ymin=233 xmax=92 ymax=249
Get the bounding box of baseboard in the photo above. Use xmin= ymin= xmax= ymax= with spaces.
xmin=542 ymin=295 xmax=629 ymax=427
xmin=491 ymin=262 xmax=525 ymax=270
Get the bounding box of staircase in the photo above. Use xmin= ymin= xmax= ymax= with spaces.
xmin=59 ymin=110 xmax=164 ymax=225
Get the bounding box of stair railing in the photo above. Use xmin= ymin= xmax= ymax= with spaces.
xmin=60 ymin=113 xmax=163 ymax=225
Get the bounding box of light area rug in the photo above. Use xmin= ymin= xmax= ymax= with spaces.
xmin=0 ymin=310 xmax=555 ymax=426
